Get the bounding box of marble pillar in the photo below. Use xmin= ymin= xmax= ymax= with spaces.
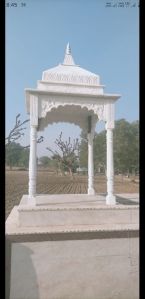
xmin=29 ymin=125 xmax=37 ymax=201
xmin=106 ymin=128 xmax=116 ymax=205
xmin=88 ymin=133 xmax=95 ymax=195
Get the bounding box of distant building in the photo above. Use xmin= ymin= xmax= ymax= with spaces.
xmin=76 ymin=167 xmax=88 ymax=174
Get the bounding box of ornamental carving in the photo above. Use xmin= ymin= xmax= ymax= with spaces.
xmin=87 ymin=104 xmax=105 ymax=120
xmin=40 ymin=100 xmax=105 ymax=121
xmin=42 ymin=72 xmax=99 ymax=86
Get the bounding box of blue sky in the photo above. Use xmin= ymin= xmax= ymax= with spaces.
xmin=6 ymin=0 xmax=139 ymax=156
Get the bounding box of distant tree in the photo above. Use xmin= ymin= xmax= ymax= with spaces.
xmin=93 ymin=131 xmax=106 ymax=173
xmin=79 ymin=130 xmax=106 ymax=173
xmin=79 ymin=131 xmax=88 ymax=168
xmin=6 ymin=142 xmax=23 ymax=169
xmin=79 ymin=119 xmax=139 ymax=176
xmin=18 ymin=148 xmax=29 ymax=168
xmin=6 ymin=142 xmax=30 ymax=169
xmin=114 ymin=119 xmax=139 ymax=175
xmin=39 ymin=156 xmax=52 ymax=168
xmin=46 ymin=132 xmax=80 ymax=176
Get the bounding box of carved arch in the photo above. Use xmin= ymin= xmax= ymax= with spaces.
xmin=39 ymin=100 xmax=105 ymax=121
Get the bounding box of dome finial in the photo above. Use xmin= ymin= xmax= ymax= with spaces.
xmin=66 ymin=42 xmax=71 ymax=55
xmin=63 ymin=43 xmax=75 ymax=65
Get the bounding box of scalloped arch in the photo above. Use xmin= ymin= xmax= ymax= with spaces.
xmin=38 ymin=103 xmax=103 ymax=132
xmin=40 ymin=100 xmax=105 ymax=120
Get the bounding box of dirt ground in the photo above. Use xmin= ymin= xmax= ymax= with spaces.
xmin=5 ymin=170 xmax=139 ymax=219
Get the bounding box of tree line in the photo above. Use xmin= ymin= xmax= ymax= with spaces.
xmin=6 ymin=116 xmax=139 ymax=176
xmin=79 ymin=119 xmax=139 ymax=175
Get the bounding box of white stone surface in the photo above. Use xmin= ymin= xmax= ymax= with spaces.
xmin=6 ymin=193 xmax=139 ymax=299
xmin=41 ymin=43 xmax=101 ymax=87
xmin=29 ymin=126 xmax=37 ymax=198
xmin=5 ymin=194 xmax=139 ymax=229
xmin=25 ymin=44 xmax=120 ymax=130
xmin=9 ymin=237 xmax=139 ymax=299
xmin=25 ymin=44 xmax=121 ymax=202
xmin=6 ymin=205 xmax=139 ymax=236
xmin=17 ymin=207 xmax=139 ymax=227
xmin=106 ymin=128 xmax=116 ymax=204
xmin=88 ymin=133 xmax=95 ymax=195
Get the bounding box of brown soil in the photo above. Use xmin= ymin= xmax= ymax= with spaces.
xmin=5 ymin=171 xmax=139 ymax=219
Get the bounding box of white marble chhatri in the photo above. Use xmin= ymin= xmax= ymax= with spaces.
xmin=25 ymin=43 xmax=121 ymax=204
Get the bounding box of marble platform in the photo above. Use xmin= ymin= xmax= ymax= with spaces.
xmin=6 ymin=193 xmax=139 ymax=233
xmin=6 ymin=193 xmax=139 ymax=299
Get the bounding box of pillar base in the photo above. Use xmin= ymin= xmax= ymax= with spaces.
xmin=88 ymin=188 xmax=95 ymax=195
xmin=106 ymin=194 xmax=116 ymax=205
xmin=27 ymin=195 xmax=36 ymax=205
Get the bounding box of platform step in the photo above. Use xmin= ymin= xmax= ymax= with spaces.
xmin=16 ymin=195 xmax=139 ymax=227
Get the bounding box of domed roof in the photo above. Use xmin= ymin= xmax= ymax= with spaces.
xmin=42 ymin=43 xmax=100 ymax=86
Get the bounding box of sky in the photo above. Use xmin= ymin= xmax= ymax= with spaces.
xmin=6 ymin=0 xmax=139 ymax=157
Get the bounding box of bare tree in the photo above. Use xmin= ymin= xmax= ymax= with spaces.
xmin=46 ymin=132 xmax=79 ymax=176
xmin=6 ymin=114 xmax=44 ymax=148
xmin=5 ymin=114 xmax=29 ymax=145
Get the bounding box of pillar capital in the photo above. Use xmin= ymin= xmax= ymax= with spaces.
xmin=105 ymin=121 xmax=114 ymax=130
xmin=30 ymin=95 xmax=38 ymax=127
xmin=104 ymin=102 xmax=115 ymax=130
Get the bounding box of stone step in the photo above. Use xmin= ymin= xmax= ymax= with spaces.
xmin=17 ymin=195 xmax=139 ymax=227
xmin=6 ymin=206 xmax=139 ymax=241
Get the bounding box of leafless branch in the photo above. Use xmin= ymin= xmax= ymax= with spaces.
xmin=6 ymin=114 xmax=29 ymax=145
xmin=6 ymin=114 xmax=44 ymax=148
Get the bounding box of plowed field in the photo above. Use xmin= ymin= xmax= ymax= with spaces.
xmin=6 ymin=171 xmax=139 ymax=219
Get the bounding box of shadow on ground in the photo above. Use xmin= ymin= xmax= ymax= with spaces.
xmin=116 ymin=196 xmax=139 ymax=205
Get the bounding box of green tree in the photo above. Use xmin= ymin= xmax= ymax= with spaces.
xmin=93 ymin=131 xmax=106 ymax=173
xmin=114 ymin=119 xmax=139 ymax=175
xmin=79 ymin=130 xmax=106 ymax=173
xmin=79 ymin=119 xmax=139 ymax=176
xmin=131 ymin=120 xmax=139 ymax=174
xmin=6 ymin=142 xmax=23 ymax=169
xmin=79 ymin=131 xmax=88 ymax=168
xmin=19 ymin=148 xmax=29 ymax=168
xmin=39 ymin=156 xmax=52 ymax=168
xmin=6 ymin=142 xmax=30 ymax=169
